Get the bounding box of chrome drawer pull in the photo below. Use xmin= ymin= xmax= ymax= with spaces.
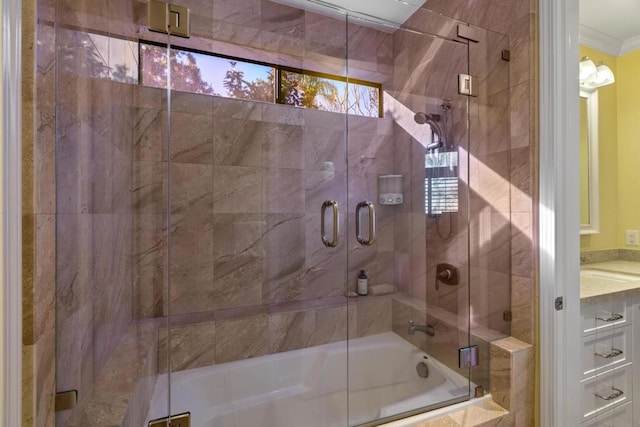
xmin=594 ymin=348 xmax=623 ymax=359
xmin=595 ymin=313 xmax=623 ymax=322
xmin=595 ymin=387 xmax=624 ymax=401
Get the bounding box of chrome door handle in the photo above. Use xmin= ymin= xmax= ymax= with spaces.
xmin=321 ymin=200 xmax=339 ymax=248
xmin=595 ymin=313 xmax=623 ymax=322
xmin=595 ymin=387 xmax=624 ymax=401
xmin=594 ymin=348 xmax=623 ymax=359
xmin=356 ymin=201 xmax=375 ymax=246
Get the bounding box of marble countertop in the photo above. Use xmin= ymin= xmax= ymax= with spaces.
xmin=581 ymin=260 xmax=640 ymax=302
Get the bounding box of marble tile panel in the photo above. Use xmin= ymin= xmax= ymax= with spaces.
xmin=401 ymin=7 xmax=461 ymax=40
xmin=268 ymin=309 xmax=315 ymax=353
xmin=169 ymin=163 xmax=214 ymax=314
xmin=56 ymin=214 xmax=94 ymax=322
xmin=356 ymin=297 xmax=392 ymax=337
xmin=469 ymin=268 xmax=511 ymax=335
xmin=511 ymin=275 xmax=534 ymax=345
xmin=213 ymin=256 xmax=263 ymax=309
xmin=134 ymin=107 xmax=163 ymax=162
xmin=90 ymin=214 xmax=134 ymax=373
xmin=167 ymin=88 xmax=215 ymax=115
xmin=261 ymin=102 xmax=304 ymax=125
xmin=510 ymin=146 xmax=532 ymax=213
xmin=420 ymin=0 xmax=493 ymax=30
xmin=133 ymin=161 xmax=167 ymax=214
xmin=469 ymin=209 xmax=511 ymax=274
xmin=167 ymin=112 xmax=214 ymax=164
xmin=304 ymin=170 xmax=347 ymax=215
xmin=302 ymin=213 xmax=347 ymax=299
xmin=35 ymin=24 xmax=56 ymax=215
xmin=213 ymin=96 xmax=262 ymax=120
xmin=510 ymin=80 xmax=532 ymax=149
xmin=210 ymin=19 xmax=264 ymax=50
xmin=262 ymin=30 xmax=305 ymax=58
xmin=261 ymin=123 xmax=304 ymax=169
xmin=511 ymin=212 xmax=534 ymax=278
xmin=304 ymin=11 xmax=347 ymax=61
xmin=134 ymin=84 xmax=163 ymax=110
xmin=489 ymin=336 xmax=534 ymax=423
xmin=212 ymin=0 xmax=262 ymax=29
xmin=262 ymin=214 xmax=306 ymax=304
xmin=23 ymin=344 xmax=35 ymax=427
xmin=35 ymin=330 xmax=55 ymax=427
xmin=213 ymin=165 xmax=263 ymax=213
xmin=470 ymin=90 xmax=511 ymax=157
xmin=159 ymin=322 xmax=216 ymax=373
xmin=264 ymin=168 xmax=305 ymax=213
xmin=213 ymin=117 xmax=263 ymax=167
xmin=304 ymin=125 xmax=347 ymax=172
xmin=215 ymin=315 xmax=269 ymax=363
xmin=311 ymin=305 xmax=354 ymax=346
xmin=261 ymin=0 xmax=305 ymax=36
xmin=508 ymin=13 xmax=533 ymax=88
xmin=471 ymin=151 xmax=511 ymax=213
xmin=133 ymin=214 xmax=167 ymax=318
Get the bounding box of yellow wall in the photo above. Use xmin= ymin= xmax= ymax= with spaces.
xmin=616 ymin=49 xmax=640 ymax=247
xmin=579 ymin=46 xmax=619 ymax=250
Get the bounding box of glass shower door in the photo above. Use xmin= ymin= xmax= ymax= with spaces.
xmin=162 ymin=1 xmax=350 ymax=425
xmin=345 ymin=17 xmax=472 ymax=426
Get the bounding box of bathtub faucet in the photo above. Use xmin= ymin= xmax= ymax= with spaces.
xmin=408 ymin=320 xmax=435 ymax=337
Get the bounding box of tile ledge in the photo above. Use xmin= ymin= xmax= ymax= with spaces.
xmin=381 ymin=395 xmax=512 ymax=427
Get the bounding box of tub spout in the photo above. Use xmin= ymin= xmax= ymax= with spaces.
xmin=408 ymin=320 xmax=435 ymax=337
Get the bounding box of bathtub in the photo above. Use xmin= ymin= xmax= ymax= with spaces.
xmin=145 ymin=332 xmax=471 ymax=426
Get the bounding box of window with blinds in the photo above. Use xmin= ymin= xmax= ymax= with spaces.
xmin=425 ymin=151 xmax=459 ymax=217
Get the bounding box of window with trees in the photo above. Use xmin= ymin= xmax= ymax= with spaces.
xmin=139 ymin=42 xmax=382 ymax=118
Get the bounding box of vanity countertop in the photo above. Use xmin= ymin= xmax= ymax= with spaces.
xmin=581 ymin=260 xmax=640 ymax=302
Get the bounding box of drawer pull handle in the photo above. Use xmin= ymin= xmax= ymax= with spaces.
xmin=595 ymin=313 xmax=624 ymax=322
xmin=595 ymin=387 xmax=624 ymax=401
xmin=594 ymin=348 xmax=623 ymax=359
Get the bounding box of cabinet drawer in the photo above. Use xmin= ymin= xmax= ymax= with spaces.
xmin=581 ymin=298 xmax=631 ymax=337
xmin=581 ymin=364 xmax=632 ymax=421
xmin=582 ymin=401 xmax=632 ymax=426
xmin=582 ymin=326 xmax=633 ymax=379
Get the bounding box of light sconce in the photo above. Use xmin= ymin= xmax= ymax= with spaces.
xmin=580 ymin=57 xmax=615 ymax=89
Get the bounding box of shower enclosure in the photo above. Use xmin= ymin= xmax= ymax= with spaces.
xmin=52 ymin=0 xmax=512 ymax=425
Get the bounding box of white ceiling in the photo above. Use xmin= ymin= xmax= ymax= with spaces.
xmin=271 ymin=0 xmax=427 ymax=32
xmin=580 ymin=0 xmax=640 ymax=56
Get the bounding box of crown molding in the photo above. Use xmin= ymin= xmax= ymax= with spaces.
xmin=579 ymin=24 xmax=622 ymax=56
xmin=620 ymin=34 xmax=640 ymax=55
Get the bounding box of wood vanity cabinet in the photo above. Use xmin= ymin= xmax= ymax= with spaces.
xmin=580 ymin=295 xmax=637 ymax=426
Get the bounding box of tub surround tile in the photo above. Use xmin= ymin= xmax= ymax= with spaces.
xmin=489 ymin=337 xmax=534 ymax=419
xmin=215 ymin=315 xmax=269 ymax=363
xmin=159 ymin=322 xmax=216 ymax=373
xmin=356 ymin=297 xmax=392 ymax=337
xmin=269 ymin=310 xmax=315 ymax=353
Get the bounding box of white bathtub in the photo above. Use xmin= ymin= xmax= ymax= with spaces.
xmin=145 ymin=332 xmax=471 ymax=426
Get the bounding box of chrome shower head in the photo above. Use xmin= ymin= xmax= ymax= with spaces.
xmin=414 ymin=112 xmax=444 ymax=151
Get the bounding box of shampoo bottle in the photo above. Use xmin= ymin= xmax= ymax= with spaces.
xmin=357 ymin=270 xmax=368 ymax=296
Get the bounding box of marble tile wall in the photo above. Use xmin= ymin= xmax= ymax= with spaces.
xmin=158 ymin=296 xmax=390 ymax=373
xmin=132 ymin=89 xmax=397 ymax=362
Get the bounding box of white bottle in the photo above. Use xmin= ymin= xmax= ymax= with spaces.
xmin=357 ymin=270 xmax=368 ymax=296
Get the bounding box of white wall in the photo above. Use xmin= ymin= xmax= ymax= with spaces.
xmin=0 ymin=0 xmax=5 ymax=419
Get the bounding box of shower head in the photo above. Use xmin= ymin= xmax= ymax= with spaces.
xmin=414 ymin=112 xmax=441 ymax=125
xmin=414 ymin=112 xmax=444 ymax=151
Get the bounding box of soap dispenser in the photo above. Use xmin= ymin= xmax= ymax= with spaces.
xmin=357 ymin=270 xmax=368 ymax=296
